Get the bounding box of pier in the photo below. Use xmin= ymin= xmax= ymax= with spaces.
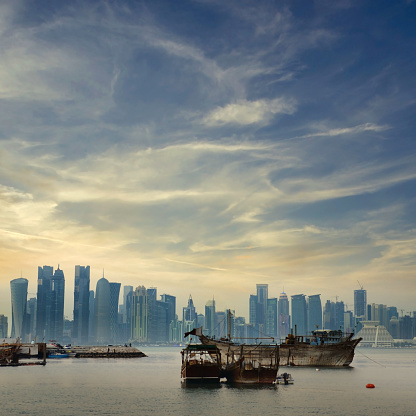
xmin=59 ymin=345 xmax=147 ymax=358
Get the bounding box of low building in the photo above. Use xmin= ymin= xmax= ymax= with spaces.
xmin=355 ymin=321 xmax=394 ymax=347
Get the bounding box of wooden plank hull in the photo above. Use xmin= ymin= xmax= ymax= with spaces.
xmin=224 ymin=360 xmax=278 ymax=384
xmin=181 ymin=362 xmax=222 ymax=382
xmin=279 ymin=339 xmax=361 ymax=366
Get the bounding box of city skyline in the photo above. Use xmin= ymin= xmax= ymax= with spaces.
xmin=1 ymin=264 xmax=414 ymax=325
xmin=1 ymin=1 xmax=416 ymax=317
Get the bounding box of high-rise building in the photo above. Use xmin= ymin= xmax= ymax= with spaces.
xmin=146 ymin=288 xmax=158 ymax=343
xmin=36 ymin=265 xmax=53 ymax=340
xmin=10 ymin=278 xmax=29 ymax=340
xmin=266 ymin=298 xmax=278 ymax=338
xmin=119 ymin=286 xmax=133 ymax=342
xmin=323 ymin=300 xmax=335 ymax=329
xmin=354 ymin=289 xmax=367 ymax=318
xmin=249 ymin=294 xmax=257 ymax=326
xmin=109 ymin=282 xmax=121 ymax=344
xmin=26 ymin=297 xmax=37 ymax=341
xmin=49 ymin=266 xmax=65 ymax=341
xmin=183 ymin=295 xmax=196 ymax=324
xmin=278 ymin=292 xmax=290 ymax=340
xmin=205 ymin=299 xmax=216 ymax=337
xmin=169 ymin=317 xmax=183 ymax=343
xmin=35 ymin=265 xmax=65 ymax=342
xmin=94 ymin=277 xmax=111 ymax=344
xmin=73 ymin=265 xmax=90 ymax=344
xmin=160 ymin=294 xmax=176 ymax=326
xmin=249 ymin=284 xmax=269 ymax=334
xmin=88 ymin=290 xmax=95 ymax=344
xmin=131 ymin=286 xmax=147 ymax=342
xmin=0 ymin=315 xmax=8 ymax=339
xmin=256 ymin=284 xmax=268 ymax=329
xmin=334 ymin=301 xmax=345 ymax=331
xmin=215 ymin=311 xmax=226 ymax=338
xmin=291 ymin=294 xmax=307 ymax=336
xmin=307 ymin=294 xmax=322 ymax=333
xmin=119 ymin=286 xmax=133 ymax=324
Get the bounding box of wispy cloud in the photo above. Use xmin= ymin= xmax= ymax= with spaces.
xmin=203 ymin=98 xmax=297 ymax=126
xmin=289 ymin=123 xmax=391 ymax=140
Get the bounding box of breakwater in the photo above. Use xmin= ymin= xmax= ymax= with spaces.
xmin=67 ymin=345 xmax=147 ymax=358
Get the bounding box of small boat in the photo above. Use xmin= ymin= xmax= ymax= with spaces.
xmin=276 ymin=372 xmax=294 ymax=385
xmin=48 ymin=352 xmax=69 ymax=358
xmin=181 ymin=344 xmax=222 ymax=383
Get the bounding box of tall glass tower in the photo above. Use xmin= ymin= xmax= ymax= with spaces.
xmin=307 ymin=294 xmax=322 ymax=334
xmin=50 ymin=266 xmax=65 ymax=341
xmin=10 ymin=278 xmax=28 ymax=339
xmin=94 ymin=277 xmax=111 ymax=344
xmin=291 ymin=294 xmax=307 ymax=336
xmin=205 ymin=299 xmax=216 ymax=337
xmin=256 ymin=284 xmax=268 ymax=329
xmin=73 ymin=265 xmax=90 ymax=344
xmin=109 ymin=282 xmax=121 ymax=344
xmin=36 ymin=265 xmax=53 ymax=340
xmin=354 ymin=289 xmax=367 ymax=319
xmin=131 ymin=286 xmax=147 ymax=342
xmin=278 ymin=292 xmax=290 ymax=339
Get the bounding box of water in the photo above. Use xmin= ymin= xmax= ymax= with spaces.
xmin=1 ymin=347 xmax=415 ymax=415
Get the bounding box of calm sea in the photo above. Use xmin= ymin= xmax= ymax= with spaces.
xmin=1 ymin=347 xmax=415 ymax=415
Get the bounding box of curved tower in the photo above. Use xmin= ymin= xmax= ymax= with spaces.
xmin=10 ymin=278 xmax=28 ymax=339
xmin=94 ymin=277 xmax=111 ymax=344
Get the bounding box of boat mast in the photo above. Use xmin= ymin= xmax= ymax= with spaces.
xmin=228 ymin=309 xmax=231 ymax=341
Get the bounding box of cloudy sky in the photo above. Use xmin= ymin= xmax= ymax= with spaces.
xmin=1 ymin=0 xmax=415 ymax=320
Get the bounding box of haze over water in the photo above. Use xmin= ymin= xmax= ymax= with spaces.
xmin=1 ymin=348 xmax=415 ymax=415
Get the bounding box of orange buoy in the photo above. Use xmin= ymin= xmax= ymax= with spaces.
xmin=366 ymin=383 xmax=375 ymax=388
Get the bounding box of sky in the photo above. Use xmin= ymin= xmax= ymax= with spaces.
xmin=1 ymin=0 xmax=415 ymax=321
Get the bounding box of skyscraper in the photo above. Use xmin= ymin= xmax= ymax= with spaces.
xmin=291 ymin=294 xmax=307 ymax=336
xmin=278 ymin=292 xmax=290 ymax=339
xmin=249 ymin=284 xmax=269 ymax=334
xmin=94 ymin=277 xmax=111 ymax=344
xmin=0 ymin=315 xmax=8 ymax=339
xmin=36 ymin=265 xmax=53 ymax=340
xmin=50 ymin=266 xmax=65 ymax=341
xmin=354 ymin=289 xmax=367 ymax=319
xmin=26 ymin=297 xmax=37 ymax=341
xmin=109 ymin=282 xmax=121 ymax=343
xmin=131 ymin=286 xmax=147 ymax=342
xmin=182 ymin=295 xmax=196 ymax=324
xmin=160 ymin=294 xmax=176 ymax=326
xmin=307 ymin=294 xmax=322 ymax=333
xmin=73 ymin=265 xmax=90 ymax=344
xmin=88 ymin=290 xmax=95 ymax=344
xmin=146 ymin=288 xmax=158 ymax=343
xmin=256 ymin=284 xmax=268 ymax=329
xmin=205 ymin=299 xmax=216 ymax=337
xmin=334 ymin=301 xmax=345 ymax=331
xmin=266 ymin=298 xmax=278 ymax=338
xmin=10 ymin=278 xmax=28 ymax=339
xmin=249 ymin=294 xmax=257 ymax=326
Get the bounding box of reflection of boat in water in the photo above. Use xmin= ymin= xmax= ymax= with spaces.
xmin=280 ymin=330 xmax=362 ymax=367
xmin=181 ymin=344 xmax=222 ymax=383
xmin=276 ymin=372 xmax=294 ymax=385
